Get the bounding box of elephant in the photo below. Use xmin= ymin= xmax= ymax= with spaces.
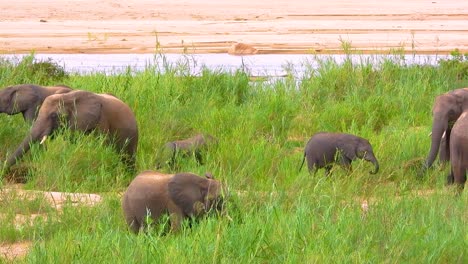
xmin=424 ymin=88 xmax=468 ymax=169
xmin=0 ymin=84 xmax=72 ymax=122
xmin=299 ymin=132 xmax=379 ymax=176
xmin=159 ymin=133 xmax=218 ymax=168
xmin=4 ymin=90 xmax=138 ymax=171
xmin=122 ymin=170 xmax=225 ymax=233
xmin=446 ymin=111 xmax=468 ymax=192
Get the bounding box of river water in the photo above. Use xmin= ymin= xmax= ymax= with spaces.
xmin=1 ymin=53 xmax=450 ymax=78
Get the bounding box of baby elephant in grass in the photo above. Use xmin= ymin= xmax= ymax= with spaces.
xmin=160 ymin=133 xmax=218 ymax=168
xmin=122 ymin=171 xmax=225 ymax=233
xmin=299 ymin=132 xmax=379 ymax=176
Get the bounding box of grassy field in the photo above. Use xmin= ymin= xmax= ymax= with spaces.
xmin=0 ymin=51 xmax=467 ymax=263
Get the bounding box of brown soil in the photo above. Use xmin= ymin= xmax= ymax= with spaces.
xmin=0 ymin=185 xmax=104 ymax=261
xmin=0 ymin=241 xmax=32 ymax=262
xmin=0 ymin=0 xmax=466 ymax=54
xmin=0 ymin=186 xmax=103 ymax=211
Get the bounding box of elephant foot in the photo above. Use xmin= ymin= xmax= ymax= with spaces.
xmin=446 ymin=174 xmax=455 ymax=185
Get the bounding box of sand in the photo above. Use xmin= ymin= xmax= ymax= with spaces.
xmin=0 ymin=185 xmax=103 ymax=261
xmin=0 ymin=0 xmax=467 ymax=54
xmin=0 ymin=241 xmax=32 ymax=261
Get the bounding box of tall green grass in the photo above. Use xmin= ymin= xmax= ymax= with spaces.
xmin=0 ymin=52 xmax=466 ymax=263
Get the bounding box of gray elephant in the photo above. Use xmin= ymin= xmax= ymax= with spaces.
xmin=122 ymin=171 xmax=224 ymax=233
xmin=160 ymin=134 xmax=218 ymax=168
xmin=4 ymin=90 xmax=138 ymax=171
xmin=0 ymin=84 xmax=72 ymax=122
xmin=299 ymin=132 xmax=379 ymax=176
xmin=447 ymin=111 xmax=468 ymax=192
xmin=424 ymin=88 xmax=468 ymax=169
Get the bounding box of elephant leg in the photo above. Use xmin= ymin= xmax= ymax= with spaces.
xmin=339 ymin=156 xmax=352 ymax=173
xmin=127 ymin=217 xmax=141 ymax=234
xmin=123 ymin=155 xmax=136 ymax=172
xmin=109 ymin=133 xmax=137 ymax=170
xmin=169 ymin=209 xmax=183 ymax=232
xmin=307 ymin=162 xmax=319 ymax=175
xmin=168 ymin=159 xmax=176 ymax=170
xmin=453 ymin=167 xmax=466 ymax=192
xmin=307 ymin=159 xmax=318 ymax=175
xmin=324 ymin=165 xmax=333 ymax=176
xmin=194 ymin=151 xmax=203 ymax=165
xmin=449 ymin=157 xmax=466 ymax=193
xmin=155 ymin=161 xmax=163 ymax=170
xmin=22 ymin=106 xmax=38 ymax=122
xmin=446 ymin=170 xmax=455 ymax=185
xmin=168 ymin=150 xmax=177 ymax=170
xmin=313 ymin=166 xmax=319 ymax=176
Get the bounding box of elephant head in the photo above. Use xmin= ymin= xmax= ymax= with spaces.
xmin=425 ymin=88 xmax=468 ymax=169
xmin=168 ymin=172 xmax=224 ymax=217
xmin=0 ymin=84 xmax=72 ymax=122
xmin=4 ymin=90 xmax=138 ymax=171
xmin=358 ymin=147 xmax=379 ymax=174
xmin=343 ymin=137 xmax=379 ymax=174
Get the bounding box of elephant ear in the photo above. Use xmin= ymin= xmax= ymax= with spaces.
xmin=341 ymin=147 xmax=357 ymax=161
xmin=339 ymin=138 xmax=358 ymax=161
xmin=9 ymin=85 xmax=40 ymax=112
xmin=168 ymin=173 xmax=208 ymax=217
xmin=64 ymin=91 xmax=102 ymax=131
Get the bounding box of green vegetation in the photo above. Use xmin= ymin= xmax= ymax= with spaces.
xmin=0 ymin=53 xmax=467 ymax=263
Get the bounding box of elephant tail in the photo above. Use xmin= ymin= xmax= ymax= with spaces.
xmin=299 ymin=152 xmax=306 ymax=173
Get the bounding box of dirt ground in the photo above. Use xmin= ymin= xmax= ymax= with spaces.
xmin=0 ymin=0 xmax=467 ymax=54
xmin=0 ymin=241 xmax=32 ymax=262
xmin=0 ymin=185 xmax=103 ymax=261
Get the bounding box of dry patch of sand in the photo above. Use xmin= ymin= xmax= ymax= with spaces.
xmin=0 ymin=241 xmax=32 ymax=262
xmin=0 ymin=185 xmax=104 ymax=260
xmin=0 ymin=187 xmax=102 ymax=211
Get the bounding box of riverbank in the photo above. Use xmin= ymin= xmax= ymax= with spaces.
xmin=1 ymin=0 xmax=467 ymax=54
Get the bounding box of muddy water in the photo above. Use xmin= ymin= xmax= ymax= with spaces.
xmin=2 ymin=53 xmax=449 ymax=78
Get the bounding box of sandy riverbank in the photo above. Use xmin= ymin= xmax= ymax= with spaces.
xmin=0 ymin=0 xmax=467 ymax=54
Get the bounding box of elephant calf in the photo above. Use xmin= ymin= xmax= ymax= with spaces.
xmin=447 ymin=111 xmax=468 ymax=192
xmin=299 ymin=132 xmax=379 ymax=176
xmin=122 ymin=171 xmax=224 ymax=233
xmin=160 ymin=133 xmax=218 ymax=168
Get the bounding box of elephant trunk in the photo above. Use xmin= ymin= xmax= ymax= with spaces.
xmin=4 ymin=124 xmax=51 ymax=170
xmin=425 ymin=117 xmax=448 ymax=169
xmin=5 ymin=135 xmax=35 ymax=169
xmin=370 ymin=158 xmax=379 ymax=174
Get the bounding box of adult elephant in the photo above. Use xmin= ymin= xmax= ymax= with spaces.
xmin=447 ymin=111 xmax=468 ymax=192
xmin=424 ymin=88 xmax=468 ymax=169
xmin=4 ymin=90 xmax=138 ymax=170
xmin=122 ymin=171 xmax=225 ymax=233
xmin=0 ymin=84 xmax=72 ymax=122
